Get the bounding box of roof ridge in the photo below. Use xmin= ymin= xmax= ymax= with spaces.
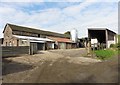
xmin=8 ymin=23 xmax=64 ymax=35
xmin=6 ymin=23 xmax=70 ymax=38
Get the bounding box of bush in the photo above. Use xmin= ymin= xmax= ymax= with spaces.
xmin=110 ymin=43 xmax=120 ymax=48
xmin=117 ymin=43 xmax=120 ymax=49
xmin=110 ymin=44 xmax=116 ymax=48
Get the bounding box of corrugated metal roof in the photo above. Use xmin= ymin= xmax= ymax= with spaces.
xmin=48 ymin=36 xmax=74 ymax=43
xmin=4 ymin=23 xmax=70 ymax=38
xmin=13 ymin=35 xmax=54 ymax=42
xmin=88 ymin=28 xmax=116 ymax=34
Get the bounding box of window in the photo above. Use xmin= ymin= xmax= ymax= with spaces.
xmin=22 ymin=41 xmax=24 ymax=44
xmin=108 ymin=31 xmax=114 ymax=40
xmin=13 ymin=31 xmax=21 ymax=35
xmin=17 ymin=40 xmax=19 ymax=46
xmin=108 ymin=35 xmax=114 ymax=40
xmin=6 ymin=42 xmax=7 ymax=46
xmin=38 ymin=34 xmax=40 ymax=37
xmin=21 ymin=40 xmax=27 ymax=45
xmin=40 ymin=35 xmax=46 ymax=38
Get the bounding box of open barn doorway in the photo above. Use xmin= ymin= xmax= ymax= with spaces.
xmin=88 ymin=29 xmax=106 ymax=48
xmin=37 ymin=43 xmax=45 ymax=50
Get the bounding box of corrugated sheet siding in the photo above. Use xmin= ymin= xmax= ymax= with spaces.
xmin=7 ymin=24 xmax=70 ymax=38
xmin=2 ymin=46 xmax=29 ymax=57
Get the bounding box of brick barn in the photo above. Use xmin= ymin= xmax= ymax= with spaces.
xmin=3 ymin=23 xmax=76 ymax=52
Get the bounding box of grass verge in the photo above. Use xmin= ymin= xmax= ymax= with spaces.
xmin=94 ymin=49 xmax=118 ymax=60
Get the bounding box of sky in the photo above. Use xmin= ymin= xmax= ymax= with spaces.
xmin=0 ymin=0 xmax=119 ymax=38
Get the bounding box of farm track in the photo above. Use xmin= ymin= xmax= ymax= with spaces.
xmin=2 ymin=48 xmax=118 ymax=83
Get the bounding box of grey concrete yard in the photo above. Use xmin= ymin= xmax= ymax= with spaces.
xmin=2 ymin=48 xmax=118 ymax=83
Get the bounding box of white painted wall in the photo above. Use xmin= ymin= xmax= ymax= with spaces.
xmin=107 ymin=41 xmax=115 ymax=48
xmin=107 ymin=36 xmax=116 ymax=48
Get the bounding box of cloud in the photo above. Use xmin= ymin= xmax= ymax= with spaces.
xmin=1 ymin=0 xmax=119 ymax=2
xmin=1 ymin=0 xmax=44 ymax=2
xmin=45 ymin=2 xmax=118 ymax=38
xmin=0 ymin=1 xmax=118 ymax=38
xmin=62 ymin=0 xmax=97 ymax=17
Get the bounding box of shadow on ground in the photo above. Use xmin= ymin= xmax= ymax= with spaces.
xmin=2 ymin=58 xmax=33 ymax=75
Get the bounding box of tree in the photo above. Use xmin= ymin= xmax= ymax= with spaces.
xmin=64 ymin=31 xmax=71 ymax=37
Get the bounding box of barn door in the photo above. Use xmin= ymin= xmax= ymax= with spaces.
xmin=30 ymin=42 xmax=37 ymax=55
xmin=30 ymin=43 xmax=33 ymax=55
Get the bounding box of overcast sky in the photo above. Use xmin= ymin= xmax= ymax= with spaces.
xmin=0 ymin=0 xmax=119 ymax=38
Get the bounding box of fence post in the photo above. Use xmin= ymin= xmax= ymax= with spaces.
xmin=87 ymin=41 xmax=90 ymax=55
xmin=28 ymin=39 xmax=31 ymax=55
xmin=92 ymin=43 xmax=95 ymax=57
xmin=30 ymin=43 xmax=34 ymax=55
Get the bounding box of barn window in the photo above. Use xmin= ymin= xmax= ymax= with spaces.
xmin=108 ymin=31 xmax=114 ymax=40
xmin=38 ymin=34 xmax=40 ymax=37
xmin=40 ymin=35 xmax=46 ymax=38
xmin=6 ymin=42 xmax=7 ymax=46
xmin=108 ymin=35 xmax=114 ymax=40
xmin=17 ymin=40 xmax=19 ymax=46
xmin=21 ymin=40 xmax=27 ymax=45
xmin=22 ymin=41 xmax=24 ymax=44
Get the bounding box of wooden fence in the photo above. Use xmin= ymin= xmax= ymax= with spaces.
xmin=2 ymin=46 xmax=30 ymax=57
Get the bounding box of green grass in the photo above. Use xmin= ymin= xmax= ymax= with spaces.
xmin=118 ymin=49 xmax=120 ymax=55
xmin=94 ymin=49 xmax=118 ymax=60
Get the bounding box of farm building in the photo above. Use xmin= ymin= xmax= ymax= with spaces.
xmin=3 ymin=23 xmax=76 ymax=52
xmin=88 ymin=28 xmax=117 ymax=48
xmin=48 ymin=36 xmax=76 ymax=49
